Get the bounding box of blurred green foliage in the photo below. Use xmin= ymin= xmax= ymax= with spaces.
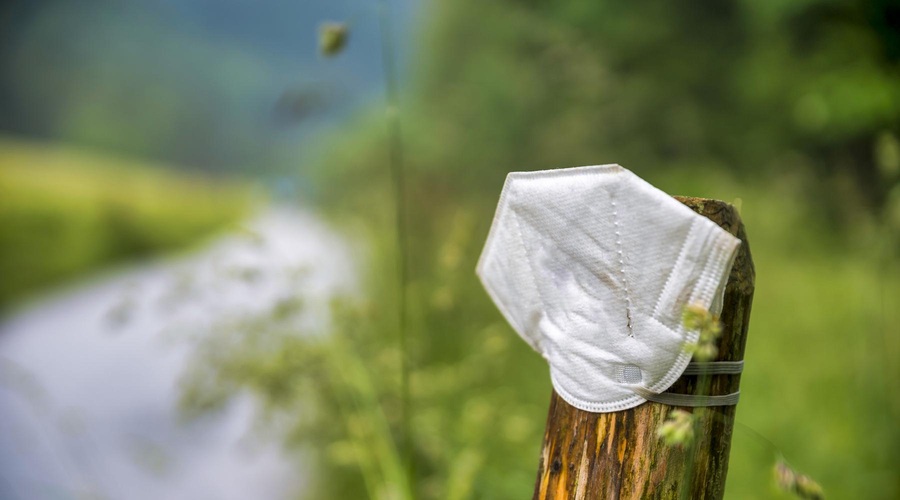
xmin=182 ymin=175 xmax=899 ymax=499
xmin=0 ymin=135 xmax=253 ymax=311
xmin=180 ymin=0 xmax=900 ymax=498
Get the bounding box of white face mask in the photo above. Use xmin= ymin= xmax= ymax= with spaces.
xmin=476 ymin=165 xmax=741 ymax=413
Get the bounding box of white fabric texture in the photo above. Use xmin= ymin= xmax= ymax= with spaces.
xmin=476 ymin=165 xmax=741 ymax=413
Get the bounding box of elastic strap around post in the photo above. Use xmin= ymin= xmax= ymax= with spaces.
xmin=632 ymin=386 xmax=741 ymax=407
xmin=629 ymin=360 xmax=745 ymax=407
xmin=681 ymin=360 xmax=744 ymax=375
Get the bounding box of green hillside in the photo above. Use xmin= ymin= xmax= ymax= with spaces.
xmin=0 ymin=136 xmax=254 ymax=311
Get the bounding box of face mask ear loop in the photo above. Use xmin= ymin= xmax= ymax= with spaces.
xmin=682 ymin=360 xmax=744 ymax=375
xmin=628 ymin=359 xmax=744 ymax=406
xmin=630 ymin=385 xmax=741 ymax=407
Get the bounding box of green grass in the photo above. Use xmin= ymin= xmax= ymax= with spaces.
xmin=0 ymin=135 xmax=255 ymax=311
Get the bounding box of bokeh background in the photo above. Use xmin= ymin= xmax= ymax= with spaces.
xmin=1 ymin=0 xmax=898 ymax=498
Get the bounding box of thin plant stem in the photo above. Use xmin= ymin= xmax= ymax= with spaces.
xmin=677 ymin=374 xmax=788 ymax=499
xmin=679 ymin=370 xmax=712 ymax=500
xmin=327 ymin=335 xmax=412 ymax=500
xmin=701 ymin=403 xmax=796 ymax=461
xmin=376 ymin=0 xmax=414 ymax=494
xmin=731 ymin=419 xmax=783 ymax=459
xmin=875 ymin=214 xmax=900 ymax=420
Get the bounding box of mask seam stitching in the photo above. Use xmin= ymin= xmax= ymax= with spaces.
xmin=610 ymin=192 xmax=634 ymax=337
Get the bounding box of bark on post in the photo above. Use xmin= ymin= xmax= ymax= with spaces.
xmin=532 ymin=197 xmax=755 ymax=500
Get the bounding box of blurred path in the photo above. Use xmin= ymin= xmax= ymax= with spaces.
xmin=0 ymin=207 xmax=355 ymax=500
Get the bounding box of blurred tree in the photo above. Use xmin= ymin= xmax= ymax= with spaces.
xmin=390 ymin=0 xmax=900 ymax=213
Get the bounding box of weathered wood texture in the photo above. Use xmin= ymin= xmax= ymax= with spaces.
xmin=532 ymin=197 xmax=755 ymax=500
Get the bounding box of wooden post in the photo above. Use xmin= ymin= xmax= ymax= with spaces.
xmin=532 ymin=197 xmax=755 ymax=500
